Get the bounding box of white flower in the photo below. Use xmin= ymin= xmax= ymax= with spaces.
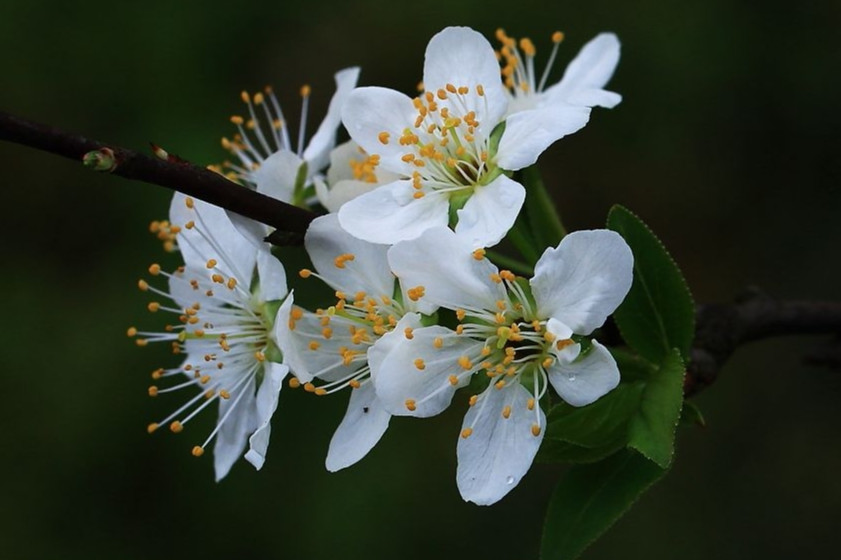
xmin=373 ymin=227 xmax=633 ymax=504
xmin=275 ymin=214 xmax=429 ymax=471
xmin=213 ymin=67 xmax=360 ymax=204
xmin=338 ymin=26 xmax=595 ymax=249
xmin=130 ymin=193 xmax=299 ymax=481
xmin=496 ymin=28 xmax=622 ymax=116
xmin=313 ymin=140 xmax=400 ymax=212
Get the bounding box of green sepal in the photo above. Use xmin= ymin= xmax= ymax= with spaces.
xmin=540 ymin=449 xmax=669 ymax=560
xmin=607 ymin=205 xmax=695 ymax=363
xmin=291 ymin=161 xmax=310 ymax=207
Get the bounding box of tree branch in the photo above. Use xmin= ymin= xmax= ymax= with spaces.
xmin=685 ymin=291 xmax=841 ymax=396
xmin=2 ymin=111 xmax=839 ymax=396
xmin=0 ymin=110 xmax=316 ymax=245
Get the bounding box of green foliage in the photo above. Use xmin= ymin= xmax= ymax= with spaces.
xmin=607 ymin=205 xmax=695 ymax=363
xmin=627 ymin=349 xmax=685 ymax=468
xmin=522 ymin=166 xmax=567 ymax=249
xmin=540 ymin=450 xmax=668 ymax=560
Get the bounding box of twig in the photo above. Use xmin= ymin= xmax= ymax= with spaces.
xmin=0 ymin=110 xmax=316 ymax=245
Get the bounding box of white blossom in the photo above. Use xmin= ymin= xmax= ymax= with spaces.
xmin=373 ymin=227 xmax=633 ymax=504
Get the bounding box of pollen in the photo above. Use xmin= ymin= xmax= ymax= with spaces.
xmin=552 ymin=31 xmax=564 ymax=43
xmin=461 ymin=427 xmax=473 ymax=439
xmin=433 ymin=337 xmax=443 ymax=349
xmin=468 ymin=395 xmax=478 ymax=406
xmin=448 ymin=374 xmax=459 ymax=386
xmin=407 ymin=286 xmax=425 ymax=301
xmin=126 ymin=327 xmax=138 ymax=337
xmin=349 ymin=379 xmax=361 ymax=389
xmin=527 ymin=398 xmax=535 ymax=410
xmin=308 ymin=341 xmax=320 ymax=351
xmin=334 ymin=253 xmax=355 ymax=269
xmin=192 ymin=446 xmax=205 ymax=457
xmin=458 ymin=356 xmax=473 ymax=370
xmin=147 ymin=423 xmax=159 ymax=434
xmin=531 ymin=424 xmax=542 ymax=437
xmin=299 ymin=269 xmax=312 ymax=278
xmin=304 ymin=382 xmax=316 ymax=393
xmin=378 ymin=131 xmax=390 ymax=144
xmin=502 ymin=405 xmax=512 ymax=419
xmin=288 ymin=377 xmax=301 ymax=389
xmin=414 ymin=358 xmax=426 ymax=370
xmin=300 ymin=84 xmax=311 ymax=98
xmin=137 ymin=279 xmax=149 ymax=291
xmin=148 ymin=386 xmax=158 ymax=397
xmin=472 ymin=249 xmax=486 ymax=260
xmin=404 ymin=327 xmax=414 ymax=339
xmin=147 ymin=302 xmax=160 ymax=312
xmin=169 ymin=421 xmax=184 ymax=433
xmin=219 ymin=390 xmax=231 ymax=399
xmin=556 ymin=339 xmax=575 ymax=351
xmin=185 ymin=197 xmax=195 ymax=209
xmin=405 ymin=399 xmax=417 ymax=412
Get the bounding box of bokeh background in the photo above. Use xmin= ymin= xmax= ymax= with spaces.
xmin=1 ymin=0 xmax=840 ymax=558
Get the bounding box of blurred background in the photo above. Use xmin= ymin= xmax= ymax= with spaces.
xmin=1 ymin=0 xmax=839 ymax=558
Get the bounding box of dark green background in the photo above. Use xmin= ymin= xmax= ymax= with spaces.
xmin=1 ymin=1 xmax=839 ymax=558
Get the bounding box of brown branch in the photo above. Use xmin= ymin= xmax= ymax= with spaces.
xmin=0 ymin=110 xmax=316 ymax=245
xmin=685 ymin=291 xmax=841 ymax=396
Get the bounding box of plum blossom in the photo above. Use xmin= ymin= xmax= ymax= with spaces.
xmin=275 ymin=214 xmax=432 ymax=471
xmin=212 ymin=67 xmax=360 ymax=205
xmin=338 ymin=26 xmax=597 ymax=249
xmin=372 ymin=227 xmax=633 ymax=504
xmin=130 ymin=193 xmax=300 ymax=480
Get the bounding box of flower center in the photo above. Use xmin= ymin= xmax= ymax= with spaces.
xmin=378 ymin=83 xmax=498 ymax=196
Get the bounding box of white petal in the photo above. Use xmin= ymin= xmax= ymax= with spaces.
xmin=337 ymin=180 xmax=450 ymax=244
xmin=305 ymin=213 xmax=394 ymax=297
xmin=367 ymin=310 xmax=419 ymax=372
xmin=317 ymin=179 xmax=380 ymax=213
xmin=252 ymin=150 xmax=305 ymax=203
xmin=325 ymin=382 xmax=391 ymax=471
xmin=169 ymin=193 xmax=258 ymax=286
xmin=531 ymin=229 xmax=633 ymax=335
xmin=256 ymin=249 xmax=288 ymax=302
xmin=388 ymin=227 xmax=505 ymax=311
xmin=244 ymin=362 xmax=288 ymax=470
xmin=496 ymin=104 xmax=591 ymax=170
xmin=423 ymin=27 xmax=508 ymax=126
xmin=456 ymin=383 xmax=545 ymax=505
xmin=213 ymin=376 xmax=259 ymax=481
xmin=341 ymin=87 xmax=417 ymax=175
xmin=454 ymin=175 xmax=525 ymax=249
xmin=303 ymin=67 xmax=361 ymax=173
xmin=274 ymin=294 xmax=313 ymax=384
xmin=546 ymin=33 xmax=622 ymax=109
xmin=325 ymin=140 xmax=364 ymax=185
xmin=547 ymin=340 xmax=620 ymax=407
xmin=373 ymin=324 xmax=482 ymax=417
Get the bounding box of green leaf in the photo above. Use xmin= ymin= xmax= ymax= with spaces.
xmin=537 ymin=438 xmax=626 ymax=465
xmin=607 ymin=205 xmax=695 ymax=363
xmin=544 ymin=382 xmax=644 ymax=449
xmin=627 ymin=349 xmax=685 ymax=468
xmin=522 ymin=165 xmax=567 ymax=247
xmin=540 ymin=450 xmax=668 ymax=560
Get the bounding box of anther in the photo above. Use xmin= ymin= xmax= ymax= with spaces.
xmin=527 ymin=398 xmax=535 ymax=410
xmin=448 ymin=374 xmax=459 ymax=386
xmin=405 ymin=399 xmax=417 ymax=412
xmin=552 ymin=31 xmax=564 ymax=43
xmin=147 ymin=423 xmax=159 ymax=434
xmin=531 ymin=424 xmax=542 ymax=436
xmin=300 ymin=85 xmax=311 ymax=98
xmin=299 ymin=269 xmax=312 ymax=278
xmin=169 ymin=421 xmax=184 ymax=433
xmin=461 ymin=427 xmax=473 ymax=439
xmin=468 ymin=395 xmax=478 ymax=406
xmin=148 ymin=386 xmax=158 ymax=397
xmin=147 ymin=302 xmax=160 ymax=312
xmin=502 ymin=405 xmax=512 ymax=419
xmin=137 ymin=279 xmax=149 ymax=291
xmin=433 ymin=337 xmax=443 ymax=349
xmin=378 ymin=131 xmax=390 ymax=144
xmin=304 ymin=382 xmax=316 ymax=393
xmin=206 ymin=259 xmax=217 ymax=269
xmin=192 ymin=446 xmax=205 ymax=457
xmin=472 ymin=249 xmax=486 ymax=260
xmin=127 ymin=327 xmax=138 ymax=337
xmin=288 ymin=378 xmax=301 ymax=389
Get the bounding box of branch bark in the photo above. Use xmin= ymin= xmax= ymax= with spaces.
xmin=2 ymin=111 xmax=839 ymax=396
xmin=0 ymin=110 xmax=316 ymax=245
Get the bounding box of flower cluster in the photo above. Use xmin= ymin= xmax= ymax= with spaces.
xmin=133 ymin=25 xmax=630 ymax=505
